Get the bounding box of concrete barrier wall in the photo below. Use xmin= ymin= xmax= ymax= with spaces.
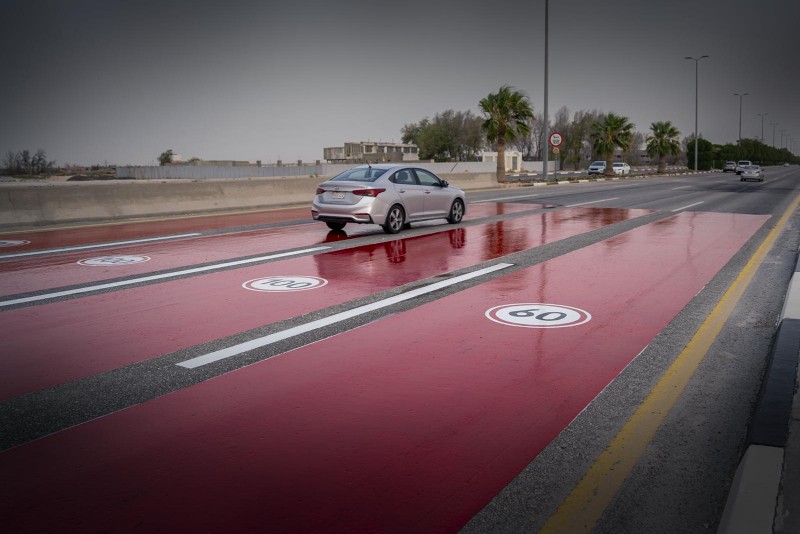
xmin=0 ymin=172 xmax=498 ymax=228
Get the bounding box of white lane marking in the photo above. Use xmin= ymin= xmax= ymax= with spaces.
xmin=0 ymin=233 xmax=202 ymax=260
xmin=671 ymin=201 xmax=704 ymax=212
xmin=471 ymin=194 xmax=541 ymax=203
xmin=565 ymin=198 xmax=619 ymax=207
xmin=672 ymin=186 xmax=693 ymax=190
xmin=0 ymin=247 xmax=330 ymax=307
xmin=177 ymin=262 xmax=515 ymax=369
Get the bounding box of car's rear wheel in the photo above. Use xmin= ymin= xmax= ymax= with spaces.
xmin=383 ymin=205 xmax=405 ymax=234
xmin=447 ymin=199 xmax=464 ymax=224
xmin=325 ymin=221 xmax=346 ymax=231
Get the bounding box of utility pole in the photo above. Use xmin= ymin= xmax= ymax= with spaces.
xmin=685 ymin=56 xmax=708 ymax=171
xmin=542 ymin=0 xmax=549 ymax=181
xmin=770 ymin=123 xmax=779 ymax=148
xmin=734 ymin=93 xmax=749 ymax=144
xmin=757 ymin=113 xmax=768 ymax=143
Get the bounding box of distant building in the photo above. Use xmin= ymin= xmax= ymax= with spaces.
xmin=481 ymin=150 xmax=523 ymax=172
xmin=324 ymin=141 xmax=419 ymax=164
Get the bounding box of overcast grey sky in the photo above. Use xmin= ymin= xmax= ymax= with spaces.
xmin=1 ymin=0 xmax=798 ymax=166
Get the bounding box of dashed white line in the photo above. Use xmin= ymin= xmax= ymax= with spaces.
xmin=0 ymin=233 xmax=202 ymax=259
xmin=0 ymin=246 xmax=331 ymax=307
xmin=471 ymin=194 xmax=541 ymax=203
xmin=176 ymin=262 xmax=515 ymax=369
xmin=565 ymin=198 xmax=619 ymax=207
xmin=671 ymin=201 xmax=705 ymax=212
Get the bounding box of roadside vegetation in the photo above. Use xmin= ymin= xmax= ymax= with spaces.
xmin=2 ymin=149 xmax=56 ymax=178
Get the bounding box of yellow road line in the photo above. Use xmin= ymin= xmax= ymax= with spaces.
xmin=539 ymin=194 xmax=800 ymax=533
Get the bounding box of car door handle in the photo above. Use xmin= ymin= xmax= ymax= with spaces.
xmin=424 ymin=191 xmax=431 ymax=194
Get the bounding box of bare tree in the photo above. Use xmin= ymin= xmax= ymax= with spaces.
xmin=623 ymin=131 xmax=646 ymax=165
xmin=509 ymin=112 xmax=543 ymax=160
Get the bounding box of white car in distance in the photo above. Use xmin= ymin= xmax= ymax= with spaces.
xmin=613 ymin=162 xmax=631 ymax=175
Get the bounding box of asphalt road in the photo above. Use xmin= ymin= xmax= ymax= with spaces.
xmin=1 ymin=167 xmax=799 ymax=532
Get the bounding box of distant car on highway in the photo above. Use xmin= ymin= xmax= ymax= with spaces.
xmin=722 ymin=161 xmax=737 ymax=173
xmin=612 ymin=162 xmax=631 ymax=175
xmin=784 ymin=163 xmax=791 ymax=167
xmin=588 ymin=161 xmax=606 ymax=175
xmin=735 ymin=160 xmax=752 ymax=175
xmin=739 ymin=165 xmax=763 ymax=182
xmin=311 ymin=164 xmax=466 ymax=234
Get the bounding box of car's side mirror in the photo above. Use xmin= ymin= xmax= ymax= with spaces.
xmin=440 ymin=180 xmax=449 ymax=187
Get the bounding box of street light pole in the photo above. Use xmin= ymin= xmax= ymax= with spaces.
xmin=734 ymin=93 xmax=749 ymax=144
xmin=542 ymin=0 xmax=549 ymax=181
xmin=685 ymin=55 xmax=708 ymax=171
xmin=770 ymin=122 xmax=779 ymax=148
xmin=757 ymin=113 xmax=768 ymax=143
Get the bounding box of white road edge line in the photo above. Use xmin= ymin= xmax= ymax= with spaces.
xmin=177 ymin=262 xmax=515 ymax=369
xmin=565 ymin=197 xmax=619 ymax=207
xmin=672 ymin=186 xmax=693 ymax=190
xmin=0 ymin=233 xmax=203 ymax=259
xmin=671 ymin=201 xmax=705 ymax=212
xmin=0 ymin=246 xmax=331 ymax=307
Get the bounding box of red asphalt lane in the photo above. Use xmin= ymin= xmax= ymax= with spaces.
xmin=0 ymin=208 xmax=641 ymax=401
xmin=0 ymin=206 xmax=313 ymax=251
xmin=0 ymin=211 xmax=769 ymax=532
xmin=0 ymin=203 xmax=535 ymax=296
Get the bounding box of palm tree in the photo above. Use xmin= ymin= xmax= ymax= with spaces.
xmin=480 ymin=86 xmax=534 ymax=183
xmin=646 ymin=121 xmax=681 ymax=174
xmin=591 ymin=113 xmax=634 ymax=177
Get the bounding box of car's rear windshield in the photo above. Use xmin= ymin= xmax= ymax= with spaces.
xmin=331 ymin=167 xmax=388 ymax=182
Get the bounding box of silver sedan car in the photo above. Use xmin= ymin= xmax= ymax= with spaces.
xmin=739 ymin=165 xmax=764 ymax=182
xmin=311 ymin=164 xmax=466 ymax=234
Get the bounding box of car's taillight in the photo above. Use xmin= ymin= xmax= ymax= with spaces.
xmin=316 ymin=187 xmax=325 ymax=195
xmin=352 ymin=188 xmax=386 ymax=197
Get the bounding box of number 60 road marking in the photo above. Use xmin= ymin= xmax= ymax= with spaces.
xmin=485 ymin=303 xmax=591 ymax=328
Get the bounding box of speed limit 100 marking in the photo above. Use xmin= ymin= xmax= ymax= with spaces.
xmin=243 ymin=275 xmax=328 ymax=293
xmin=78 ymin=255 xmax=151 ymax=266
xmin=485 ymin=303 xmax=591 ymax=328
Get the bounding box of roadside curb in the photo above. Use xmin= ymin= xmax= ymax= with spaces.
xmin=718 ymin=250 xmax=800 ymax=533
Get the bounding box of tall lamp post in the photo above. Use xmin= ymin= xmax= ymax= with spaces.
xmin=542 ymin=0 xmax=549 ymax=181
xmin=757 ymin=113 xmax=768 ymax=143
xmin=685 ymin=55 xmax=708 ymax=171
xmin=770 ymin=122 xmax=779 ymax=148
xmin=734 ymin=92 xmax=749 ymax=144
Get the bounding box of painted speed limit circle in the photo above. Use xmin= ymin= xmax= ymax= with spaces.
xmin=243 ymin=275 xmax=328 ymax=293
xmin=486 ymin=303 xmax=591 ymax=328
xmin=0 ymin=240 xmax=30 ymax=247
xmin=78 ymin=255 xmax=151 ymax=266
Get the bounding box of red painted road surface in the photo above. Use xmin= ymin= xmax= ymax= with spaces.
xmin=0 ymin=203 xmax=535 ymax=296
xmin=0 ymin=211 xmax=768 ymax=532
xmin=0 ymin=208 xmax=640 ymax=400
xmin=0 ymin=207 xmax=312 ymax=251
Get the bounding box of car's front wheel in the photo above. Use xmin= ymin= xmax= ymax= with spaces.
xmin=382 ymin=205 xmax=405 ymax=234
xmin=326 ymin=221 xmax=346 ymax=231
xmin=447 ymin=199 xmax=465 ymax=224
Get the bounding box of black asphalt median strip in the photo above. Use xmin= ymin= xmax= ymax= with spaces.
xmin=0 ymin=209 xmax=673 ymax=451
xmin=749 ymin=318 xmax=800 ymax=447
